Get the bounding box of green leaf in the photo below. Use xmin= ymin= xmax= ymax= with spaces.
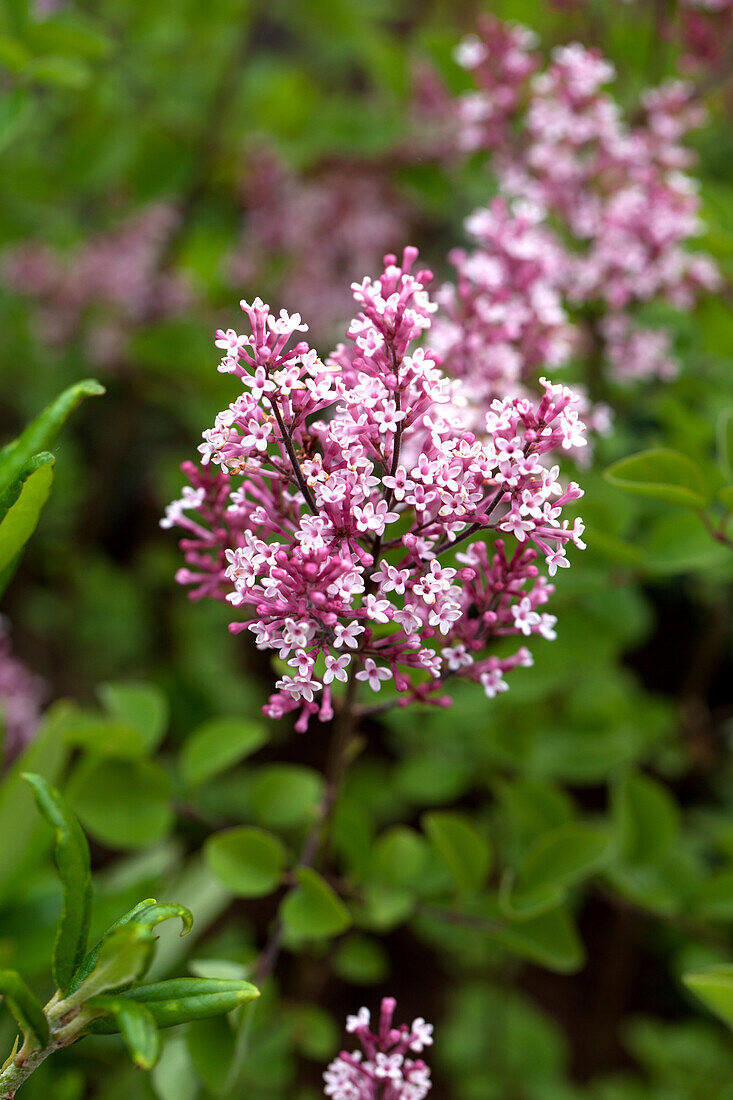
xmin=151 ymin=1037 xmax=197 ymax=1100
xmin=22 ymin=54 xmax=92 ymax=89
xmin=371 ymin=826 xmax=429 ymax=889
xmin=87 ymin=996 xmax=159 ymax=1069
xmin=22 ymin=772 xmax=92 ymax=994
xmin=0 ymin=379 xmax=103 ymax=517
xmin=0 ymin=37 xmax=32 ymax=73
xmin=684 ymin=966 xmax=733 ymax=1029
xmin=0 ymin=969 xmax=49 ymax=1048
xmin=506 ymin=822 xmax=612 ymax=916
xmin=68 ymin=756 xmax=173 ymax=849
xmin=613 ymin=772 xmax=680 ymax=866
xmin=248 ymin=765 xmax=323 ymax=829
xmin=642 ymin=511 xmax=730 ymax=574
xmin=0 ymin=454 xmax=54 ymax=581
xmin=422 ymin=811 xmax=492 ymax=895
xmin=204 ymin=826 xmax=286 ymax=898
xmin=69 ymin=898 xmax=157 ymax=993
xmin=182 ymin=718 xmax=268 ymax=788
xmin=281 ymin=868 xmax=352 ymax=938
xmin=0 ymin=87 xmax=34 ymax=154
xmin=489 ymin=902 xmax=584 ymax=973
xmin=604 ymin=448 xmax=709 ymax=509
xmin=0 ymin=704 xmax=70 ymax=904
xmin=186 ymin=1015 xmax=234 ymax=1094
xmin=64 ymin=923 xmax=156 ymax=1007
xmin=61 ymin=709 xmax=149 ymax=758
xmin=359 ymin=883 xmax=415 ymax=931
xmin=98 ymin=682 xmax=169 ymax=753
xmin=88 ymin=978 xmax=259 ymax=1031
xmin=70 ymin=900 xmax=193 ymax=994
xmin=24 ymin=14 xmax=113 ymax=61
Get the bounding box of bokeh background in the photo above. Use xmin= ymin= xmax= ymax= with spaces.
xmin=1 ymin=1 xmax=733 ymax=1097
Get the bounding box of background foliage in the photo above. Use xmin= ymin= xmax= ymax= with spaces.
xmin=0 ymin=0 xmax=732 ymax=1097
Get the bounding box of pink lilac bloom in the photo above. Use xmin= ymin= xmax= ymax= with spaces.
xmin=228 ymin=151 xmax=412 ymax=341
xmin=560 ymin=0 xmax=733 ymax=70
xmin=0 ymin=618 xmax=44 ymax=765
xmin=451 ymin=17 xmax=720 ymax=385
xmin=163 ymin=248 xmax=586 ymax=731
xmin=678 ymin=1 xmax=733 ymax=70
xmin=430 ymin=197 xmax=610 ymax=456
xmin=432 ymin=196 xmax=574 ymax=404
xmin=324 ymin=999 xmax=432 ymax=1100
xmin=2 ymin=204 xmax=193 ymax=367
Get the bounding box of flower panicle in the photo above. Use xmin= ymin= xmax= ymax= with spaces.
xmin=324 ymin=998 xmax=433 ymax=1099
xmin=164 ymin=247 xmax=586 ymax=731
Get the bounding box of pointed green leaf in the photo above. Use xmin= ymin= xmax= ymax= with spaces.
xmin=87 ymin=978 xmax=260 ymax=1032
xmin=281 ymin=868 xmax=351 ymax=939
xmin=422 ymin=811 xmax=492 ymax=895
xmin=684 ymin=966 xmax=733 ymax=1029
xmin=64 ymin=923 xmax=156 ymax=1007
xmin=87 ymin=996 xmax=159 ymax=1069
xmin=204 ymin=826 xmax=286 ymax=898
xmin=0 ymin=969 xmax=49 ymax=1048
xmin=134 ymin=901 xmax=193 ymax=937
xmin=22 ymin=772 xmax=92 ymax=994
xmin=0 ymin=379 xmax=104 ymax=517
xmin=605 ymin=448 xmax=709 ymax=509
xmin=70 ymin=900 xmax=192 ymax=994
xmin=0 ymin=453 xmax=54 ymax=582
xmin=182 ymin=718 xmax=268 ymax=788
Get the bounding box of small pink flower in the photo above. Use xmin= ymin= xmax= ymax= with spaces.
xmin=356 ymin=659 xmax=392 ymax=692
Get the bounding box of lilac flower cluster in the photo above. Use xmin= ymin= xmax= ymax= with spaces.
xmin=0 ymin=618 xmax=44 ymax=765
xmin=3 ymin=204 xmax=192 ymax=366
xmin=228 ymin=151 xmax=411 ymax=339
xmin=432 ymin=196 xmax=574 ymax=403
xmin=164 ymin=248 xmax=586 ymax=730
xmin=452 ymin=16 xmax=719 ymax=385
xmin=677 ymin=0 xmax=733 ymax=70
xmin=324 ymin=1000 xmax=432 ymax=1100
xmin=430 ymin=197 xmax=610 ymax=452
xmin=575 ymin=0 xmax=733 ymax=71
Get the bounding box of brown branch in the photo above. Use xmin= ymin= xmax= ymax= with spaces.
xmin=254 ymin=666 xmax=363 ymax=985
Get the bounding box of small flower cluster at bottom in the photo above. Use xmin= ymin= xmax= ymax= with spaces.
xmin=325 ymin=999 xmax=433 ymax=1099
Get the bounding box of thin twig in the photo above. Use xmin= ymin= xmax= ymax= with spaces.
xmin=254 ymin=666 xmax=362 ymax=985
xmin=267 ymin=396 xmax=318 ymax=514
